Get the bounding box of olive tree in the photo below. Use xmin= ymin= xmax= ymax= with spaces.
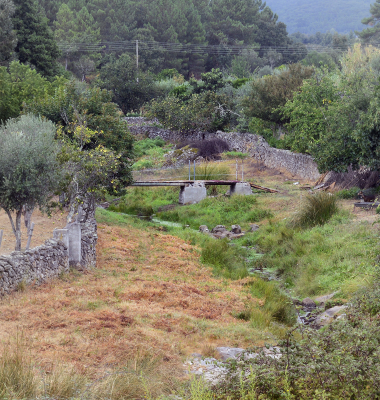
xmin=0 ymin=114 xmax=60 ymax=251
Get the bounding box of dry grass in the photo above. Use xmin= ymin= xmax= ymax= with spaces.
xmin=0 ymin=207 xmax=68 ymax=255
xmin=0 ymin=217 xmax=267 ymax=390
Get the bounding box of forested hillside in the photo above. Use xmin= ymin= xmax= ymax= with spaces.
xmin=35 ymin=0 xmax=305 ymax=77
xmin=267 ymin=0 xmax=372 ymax=34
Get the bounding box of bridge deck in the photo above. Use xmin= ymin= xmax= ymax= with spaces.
xmin=131 ymin=180 xmax=241 ymax=187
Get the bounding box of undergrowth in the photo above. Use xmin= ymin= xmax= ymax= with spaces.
xmin=207 ymin=276 xmax=380 ymax=399
xmin=132 ymin=138 xmax=173 ymax=170
xmin=186 ymin=162 xmax=232 ymax=180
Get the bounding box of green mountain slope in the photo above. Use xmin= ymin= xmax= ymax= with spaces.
xmin=267 ymin=0 xmax=372 ymax=34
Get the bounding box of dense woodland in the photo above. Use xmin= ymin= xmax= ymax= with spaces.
xmin=2 ymin=0 xmax=380 ymax=176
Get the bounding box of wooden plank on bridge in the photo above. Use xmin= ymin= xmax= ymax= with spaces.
xmin=131 ymin=180 xmax=241 ymax=187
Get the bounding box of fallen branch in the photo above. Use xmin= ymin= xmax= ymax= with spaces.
xmin=249 ymin=183 xmax=279 ymax=193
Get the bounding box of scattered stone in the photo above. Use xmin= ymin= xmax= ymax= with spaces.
xmin=199 ymin=225 xmax=209 ymax=233
xmin=249 ymin=224 xmax=260 ymax=232
xmin=315 ymin=305 xmax=347 ymax=327
xmin=314 ymin=292 xmax=338 ymax=305
xmin=302 ymin=297 xmax=316 ymax=309
xmin=212 ymin=231 xmax=230 ymax=239
xmin=231 ymin=225 xmax=242 ymax=234
xmin=216 ymin=347 xmax=245 ymax=361
xmin=211 ymin=225 xmax=227 ymax=234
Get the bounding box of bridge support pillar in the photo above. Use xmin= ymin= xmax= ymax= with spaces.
xmin=179 ymin=182 xmax=207 ymax=204
xmin=230 ymin=182 xmax=253 ymax=196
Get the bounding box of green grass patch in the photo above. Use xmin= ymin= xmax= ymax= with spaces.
xmin=157 ymin=194 xmax=272 ymax=230
xmin=253 ymin=213 xmax=378 ymax=298
xmin=222 ymin=151 xmax=249 ymax=159
xmin=109 ymin=187 xmax=179 ymax=215
xmin=132 ymin=138 xmax=173 ymax=170
xmin=200 ymin=239 xmax=248 ymax=279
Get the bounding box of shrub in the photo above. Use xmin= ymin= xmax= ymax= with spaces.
xmin=211 ymin=279 xmax=380 ymax=399
xmin=336 ymin=186 xmax=360 ymax=199
xmin=145 ymin=91 xmax=233 ymax=133
xmin=291 ymin=192 xmax=338 ymax=228
xmin=178 ymin=139 xmax=230 ymax=160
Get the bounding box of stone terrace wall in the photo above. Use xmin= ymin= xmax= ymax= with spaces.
xmin=126 ymin=118 xmax=321 ymax=181
xmin=0 ymin=218 xmax=97 ymax=296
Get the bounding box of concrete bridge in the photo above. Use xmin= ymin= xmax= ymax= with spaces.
xmin=131 ymin=180 xmax=253 ymax=204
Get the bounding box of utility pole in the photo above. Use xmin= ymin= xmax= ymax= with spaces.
xmin=136 ymin=40 xmax=139 ymax=83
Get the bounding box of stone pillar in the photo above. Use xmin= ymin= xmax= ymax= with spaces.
xmin=230 ymin=182 xmax=253 ymax=196
xmin=66 ymin=223 xmax=82 ymax=267
xmin=179 ymin=182 xmax=207 ymax=204
xmin=53 ymin=228 xmax=69 ymax=248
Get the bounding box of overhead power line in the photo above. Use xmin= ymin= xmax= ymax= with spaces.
xmin=57 ymin=39 xmax=354 ymax=56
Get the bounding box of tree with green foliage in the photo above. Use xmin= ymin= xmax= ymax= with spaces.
xmin=358 ymin=0 xmax=380 ymax=42
xmin=190 ymin=68 xmax=225 ymax=93
xmin=57 ymin=122 xmax=122 ymax=223
xmin=98 ymin=53 xmax=160 ymax=113
xmin=53 ymin=3 xmax=77 ymax=70
xmin=0 ymin=61 xmax=65 ymax=123
xmin=243 ymin=63 xmax=314 ymax=126
xmin=0 ymin=0 xmax=17 ymax=66
xmin=282 ymin=44 xmax=380 ymax=172
xmin=146 ymin=90 xmax=233 ymax=134
xmin=0 ymin=115 xmax=60 ymax=251
xmin=54 ymin=4 xmax=100 ymax=77
xmin=12 ymin=0 xmax=60 ymax=77
xmin=25 ymin=80 xmax=134 ymax=187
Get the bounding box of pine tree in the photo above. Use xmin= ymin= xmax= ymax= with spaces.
xmin=12 ymin=0 xmax=60 ymax=77
xmin=358 ymin=0 xmax=380 ymax=42
xmin=54 ymin=3 xmax=76 ymax=69
xmin=0 ymin=0 xmax=17 ymax=66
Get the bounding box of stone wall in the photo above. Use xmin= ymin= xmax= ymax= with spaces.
xmin=0 ymin=218 xmax=97 ymax=296
xmin=126 ymin=118 xmax=321 ymax=181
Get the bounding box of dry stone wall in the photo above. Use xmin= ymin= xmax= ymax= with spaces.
xmin=0 ymin=218 xmax=97 ymax=296
xmin=126 ymin=118 xmax=321 ymax=181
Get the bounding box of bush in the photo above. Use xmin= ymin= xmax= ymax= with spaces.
xmin=336 ymin=186 xmax=360 ymax=199
xmin=178 ymin=139 xmax=230 ymax=160
xmin=291 ymin=192 xmax=338 ymax=229
xmin=211 ymin=279 xmax=380 ymax=399
xmin=145 ymin=91 xmax=233 ymax=133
